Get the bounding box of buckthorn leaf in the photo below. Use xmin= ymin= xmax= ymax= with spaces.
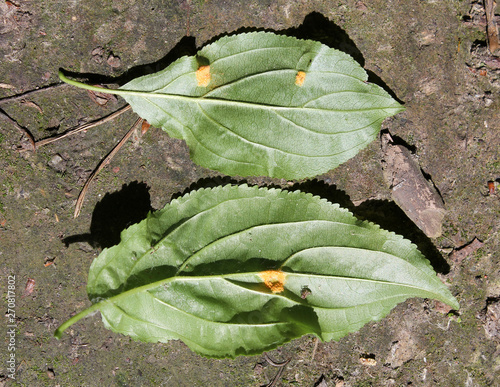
xmin=59 ymin=32 xmax=404 ymax=179
xmin=54 ymin=185 xmax=458 ymax=358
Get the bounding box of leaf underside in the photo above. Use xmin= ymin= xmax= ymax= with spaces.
xmin=65 ymin=185 xmax=457 ymax=358
xmin=119 ymin=32 xmax=404 ymax=179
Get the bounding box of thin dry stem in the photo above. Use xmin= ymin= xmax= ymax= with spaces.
xmin=310 ymin=337 xmax=319 ymax=363
xmin=264 ymin=353 xmax=291 ymax=387
xmin=0 ymin=107 xmax=36 ymax=150
xmin=32 ymin=104 xmax=132 ymax=149
xmin=0 ymin=83 xmax=69 ymax=105
xmin=74 ymin=117 xmax=143 ymax=218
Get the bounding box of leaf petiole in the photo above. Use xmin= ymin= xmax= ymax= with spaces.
xmin=59 ymin=70 xmax=144 ymax=98
xmin=59 ymin=70 xmax=199 ymax=102
xmin=54 ymin=300 xmax=103 ymax=339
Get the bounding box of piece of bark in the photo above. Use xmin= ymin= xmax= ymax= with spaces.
xmin=484 ymin=300 xmax=500 ymax=339
xmin=485 ymin=0 xmax=500 ymax=55
xmin=449 ymin=237 xmax=484 ymax=265
xmin=381 ymin=133 xmax=445 ymax=238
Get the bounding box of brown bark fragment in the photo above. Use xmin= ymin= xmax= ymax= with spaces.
xmin=381 ymin=133 xmax=445 ymax=238
xmin=485 ymin=300 xmax=500 ymax=338
xmin=485 ymin=0 xmax=500 ymax=55
xmin=449 ymin=237 xmax=484 ymax=265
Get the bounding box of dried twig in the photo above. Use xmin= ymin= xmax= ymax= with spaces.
xmin=0 ymin=83 xmax=69 ymax=105
xmin=264 ymin=353 xmax=290 ymax=367
xmin=73 ymin=117 xmax=143 ymax=218
xmin=32 ymin=104 xmax=132 ymax=149
xmin=264 ymin=353 xmax=291 ymax=387
xmin=1 ymin=83 xmax=127 ymax=152
xmin=0 ymin=107 xmax=36 ymax=150
xmin=310 ymin=337 xmax=319 ymax=362
xmin=1 ymin=83 xmax=143 ymax=217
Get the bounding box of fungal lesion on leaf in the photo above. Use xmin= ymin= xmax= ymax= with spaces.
xmin=196 ymin=65 xmax=211 ymax=87
xmin=258 ymin=270 xmax=286 ymax=293
xmin=295 ymin=71 xmax=306 ymax=86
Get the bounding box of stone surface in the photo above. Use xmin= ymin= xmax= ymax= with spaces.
xmin=0 ymin=0 xmax=499 ymax=385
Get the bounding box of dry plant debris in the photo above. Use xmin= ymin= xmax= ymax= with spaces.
xmin=381 ymin=132 xmax=446 ymax=238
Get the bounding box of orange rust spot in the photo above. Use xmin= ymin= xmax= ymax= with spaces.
xmin=196 ymin=65 xmax=211 ymax=87
xmin=295 ymin=71 xmax=306 ymax=86
xmin=258 ymin=270 xmax=286 ymax=293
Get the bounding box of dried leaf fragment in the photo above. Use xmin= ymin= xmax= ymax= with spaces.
xmin=87 ymin=87 xmax=118 ymax=106
xmin=141 ymin=120 xmax=151 ymax=135
xmin=359 ymin=355 xmax=377 ymax=366
xmin=21 ymin=100 xmax=43 ymax=114
xmin=23 ymin=278 xmax=35 ymax=297
xmin=381 ymin=132 xmax=445 ymax=238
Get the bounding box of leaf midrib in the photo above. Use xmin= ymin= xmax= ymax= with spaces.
xmin=111 ymin=280 xmax=413 ymax=331
xmin=94 ymin=268 xmax=441 ymax=316
xmin=115 ymin=213 xmax=429 ymax=292
xmin=59 ymin=71 xmax=396 ymax=113
xmin=125 ymin=88 xmax=397 ymax=113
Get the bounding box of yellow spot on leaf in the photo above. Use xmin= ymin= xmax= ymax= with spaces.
xmin=258 ymin=270 xmax=286 ymax=293
xmin=196 ymin=65 xmax=211 ymax=87
xmin=295 ymin=71 xmax=306 ymax=86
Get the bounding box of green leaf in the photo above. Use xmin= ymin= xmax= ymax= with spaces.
xmin=59 ymin=32 xmax=404 ymax=179
xmin=54 ymin=185 xmax=458 ymax=358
